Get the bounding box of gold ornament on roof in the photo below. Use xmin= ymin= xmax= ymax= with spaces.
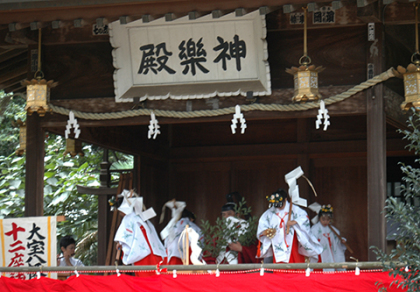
xmin=286 ymin=7 xmax=325 ymax=103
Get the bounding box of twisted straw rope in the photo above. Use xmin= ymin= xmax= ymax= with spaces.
xmin=50 ymin=68 xmax=396 ymax=120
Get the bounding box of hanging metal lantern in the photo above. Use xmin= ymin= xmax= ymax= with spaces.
xmin=15 ymin=119 xmax=26 ymax=156
xmin=64 ymin=138 xmax=84 ymax=157
xmin=21 ymin=28 xmax=56 ymax=117
xmin=286 ymin=7 xmax=325 ymax=103
xmin=399 ymin=4 xmax=420 ymax=111
xmin=22 ymin=78 xmax=55 ymax=116
xmin=286 ymin=60 xmax=325 ymax=103
xmin=398 ymin=61 xmax=420 ymax=110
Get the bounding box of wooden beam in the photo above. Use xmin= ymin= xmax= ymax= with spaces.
xmin=76 ymin=185 xmax=118 ymax=195
xmin=3 ymin=28 xmax=37 ymax=47
xmin=170 ymin=140 xmax=370 ymax=161
xmin=0 ymin=22 xmax=110 ymax=48
xmin=259 ymin=6 xmax=280 ymax=15
xmin=25 ymin=112 xmax=45 ymax=216
xmin=0 ymin=65 xmax=27 ymax=83
xmin=384 ymin=2 xmax=418 ymax=25
xmin=357 ymin=1 xmax=381 ymax=23
xmin=0 ymin=74 xmax=26 ymax=90
xmin=282 ymin=4 xmax=299 ymax=14
xmin=0 ymin=52 xmax=27 ymax=78
xmin=357 ymin=0 xmax=377 ymax=8
xmin=0 ymin=48 xmax=13 ymax=55
xmin=0 ymin=0 xmax=335 ymax=26
xmin=0 ymin=48 xmax=26 ymax=63
xmin=45 ymin=125 xmax=170 ymax=161
xmin=384 ymin=86 xmax=410 ymax=130
xmin=168 ymin=136 xmax=409 ymax=160
xmin=8 ymin=22 xmax=29 ymax=32
xmin=366 ymin=22 xmax=386 ymax=261
xmin=387 ymin=138 xmax=412 ymax=156
xmin=4 ymin=83 xmax=25 ymax=94
xmin=273 ymin=2 xmax=365 ymax=30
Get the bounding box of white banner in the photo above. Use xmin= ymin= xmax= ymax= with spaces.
xmin=0 ymin=216 xmax=57 ymax=279
xmin=110 ymin=10 xmax=271 ymax=102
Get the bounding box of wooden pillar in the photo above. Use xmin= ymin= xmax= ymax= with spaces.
xmin=134 ymin=155 xmax=141 ymax=195
xmin=366 ymin=21 xmax=386 ymax=260
xmin=97 ymin=149 xmax=111 ymax=265
xmin=77 ymin=149 xmax=120 ymax=266
xmin=25 ymin=113 xmax=44 ymax=216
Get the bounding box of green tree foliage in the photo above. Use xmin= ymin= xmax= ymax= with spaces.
xmin=0 ymin=134 xmax=102 ymax=264
xmin=0 ymin=92 xmax=26 ymax=156
xmin=374 ymin=110 xmax=420 ymax=292
xmin=200 ymin=198 xmax=258 ymax=261
xmin=0 ymin=91 xmax=133 ymax=265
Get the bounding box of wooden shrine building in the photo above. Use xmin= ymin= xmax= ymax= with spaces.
xmin=0 ymin=0 xmax=417 ymax=265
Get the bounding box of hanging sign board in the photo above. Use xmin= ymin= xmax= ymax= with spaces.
xmin=110 ymin=10 xmax=271 ymax=102
xmin=0 ymin=216 xmax=57 ymax=279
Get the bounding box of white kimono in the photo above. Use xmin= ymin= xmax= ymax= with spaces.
xmin=165 ymin=217 xmax=203 ymax=263
xmin=114 ymin=212 xmax=166 ymax=265
xmin=58 ymin=256 xmax=84 ymax=267
xmin=310 ymin=222 xmax=346 ymax=271
xmin=257 ymin=201 xmax=322 ymax=263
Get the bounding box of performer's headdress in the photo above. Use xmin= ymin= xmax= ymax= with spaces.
xmin=221 ymin=191 xmax=241 ymax=212
xmin=116 ymin=189 xmax=156 ymax=221
xmin=181 ymin=209 xmax=196 ymax=222
xmin=318 ymin=204 xmax=333 ymax=218
xmin=221 ymin=202 xmax=237 ymax=212
xmin=116 ymin=190 xmax=140 ymax=215
xmin=308 ymin=202 xmax=333 ymax=224
xmin=266 ymin=188 xmax=288 ymax=208
xmin=108 ymin=195 xmax=124 ymax=211
xmin=221 ymin=191 xmax=251 ymax=220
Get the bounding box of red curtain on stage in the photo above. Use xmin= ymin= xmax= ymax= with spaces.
xmin=0 ymin=271 xmax=406 ymax=292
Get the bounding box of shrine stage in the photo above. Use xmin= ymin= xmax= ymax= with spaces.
xmin=0 ymin=270 xmax=406 ymax=292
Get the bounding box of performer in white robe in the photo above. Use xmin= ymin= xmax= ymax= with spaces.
xmin=309 ymin=204 xmax=346 ymax=271
xmin=165 ymin=209 xmax=203 ymax=265
xmin=114 ymin=192 xmax=166 ymax=276
xmin=257 ymin=188 xmax=322 ymax=263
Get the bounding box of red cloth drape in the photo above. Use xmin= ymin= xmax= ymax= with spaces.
xmin=0 ymin=271 xmax=406 ymax=292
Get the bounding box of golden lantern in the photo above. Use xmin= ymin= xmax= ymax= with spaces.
xmin=22 ymin=78 xmax=56 ymax=116
xmin=22 ymin=28 xmax=56 ymax=116
xmin=64 ymin=138 xmax=84 ymax=158
xmin=398 ymin=4 xmax=420 ymax=111
xmin=15 ymin=119 xmax=26 ymax=156
xmin=286 ymin=7 xmax=325 ymax=103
